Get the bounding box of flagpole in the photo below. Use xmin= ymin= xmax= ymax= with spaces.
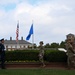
xmin=26 ymin=20 xmax=34 ymax=49
xmin=16 ymin=20 xmax=19 ymax=50
xmin=32 ymin=34 xmax=34 ymax=49
xmin=18 ymin=20 xmax=19 ymax=50
xmin=32 ymin=20 xmax=34 ymax=49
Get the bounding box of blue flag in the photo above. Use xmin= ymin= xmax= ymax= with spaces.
xmin=26 ymin=24 xmax=33 ymax=40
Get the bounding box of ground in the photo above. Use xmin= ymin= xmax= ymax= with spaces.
xmin=5 ymin=62 xmax=67 ymax=69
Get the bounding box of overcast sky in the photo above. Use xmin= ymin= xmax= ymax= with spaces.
xmin=0 ymin=0 xmax=75 ymax=45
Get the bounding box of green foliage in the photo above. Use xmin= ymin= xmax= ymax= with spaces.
xmin=44 ymin=41 xmax=66 ymax=48
xmin=50 ymin=43 xmax=59 ymax=48
xmin=44 ymin=50 xmax=67 ymax=62
xmin=59 ymin=41 xmax=66 ymax=48
xmin=5 ymin=50 xmax=67 ymax=62
xmin=5 ymin=50 xmax=39 ymax=62
xmin=44 ymin=43 xmax=50 ymax=48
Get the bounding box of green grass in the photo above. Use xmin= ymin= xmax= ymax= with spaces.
xmin=0 ymin=68 xmax=75 ymax=75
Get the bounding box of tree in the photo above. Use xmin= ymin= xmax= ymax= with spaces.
xmin=33 ymin=44 xmax=37 ymax=48
xmin=59 ymin=41 xmax=66 ymax=48
xmin=44 ymin=43 xmax=50 ymax=48
xmin=50 ymin=42 xmax=59 ymax=48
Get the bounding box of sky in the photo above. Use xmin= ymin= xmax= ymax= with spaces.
xmin=0 ymin=0 xmax=75 ymax=45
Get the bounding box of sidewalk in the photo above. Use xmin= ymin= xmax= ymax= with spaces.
xmin=5 ymin=62 xmax=67 ymax=69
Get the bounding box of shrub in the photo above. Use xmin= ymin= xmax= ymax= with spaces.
xmin=44 ymin=50 xmax=67 ymax=62
xmin=5 ymin=50 xmax=39 ymax=62
xmin=5 ymin=50 xmax=67 ymax=62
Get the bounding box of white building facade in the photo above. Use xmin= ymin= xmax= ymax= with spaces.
xmin=4 ymin=37 xmax=32 ymax=51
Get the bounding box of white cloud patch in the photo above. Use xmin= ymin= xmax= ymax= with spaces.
xmin=0 ymin=0 xmax=75 ymax=45
xmin=0 ymin=0 xmax=19 ymax=5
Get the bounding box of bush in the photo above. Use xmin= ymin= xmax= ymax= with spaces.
xmin=5 ymin=50 xmax=67 ymax=62
xmin=44 ymin=50 xmax=67 ymax=62
xmin=5 ymin=50 xmax=39 ymax=62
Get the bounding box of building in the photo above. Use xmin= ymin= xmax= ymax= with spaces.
xmin=4 ymin=37 xmax=32 ymax=51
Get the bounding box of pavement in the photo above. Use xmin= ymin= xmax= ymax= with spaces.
xmin=4 ymin=62 xmax=68 ymax=69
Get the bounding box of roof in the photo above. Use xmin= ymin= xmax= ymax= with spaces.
xmin=4 ymin=40 xmax=32 ymax=45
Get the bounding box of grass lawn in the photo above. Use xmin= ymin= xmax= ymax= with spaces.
xmin=0 ymin=68 xmax=75 ymax=75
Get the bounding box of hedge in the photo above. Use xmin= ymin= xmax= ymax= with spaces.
xmin=44 ymin=50 xmax=67 ymax=62
xmin=5 ymin=50 xmax=67 ymax=62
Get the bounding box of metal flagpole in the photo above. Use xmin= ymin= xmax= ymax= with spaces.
xmin=32 ymin=33 xmax=34 ymax=49
xmin=32 ymin=20 xmax=34 ymax=49
xmin=16 ymin=20 xmax=19 ymax=50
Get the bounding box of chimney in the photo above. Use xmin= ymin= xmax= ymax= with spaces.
xmin=21 ymin=37 xmax=23 ymax=40
xmin=10 ymin=37 xmax=12 ymax=41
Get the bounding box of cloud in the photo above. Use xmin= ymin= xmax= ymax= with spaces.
xmin=0 ymin=0 xmax=75 ymax=45
xmin=0 ymin=0 xmax=19 ymax=5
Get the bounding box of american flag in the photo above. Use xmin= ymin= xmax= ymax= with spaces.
xmin=16 ymin=22 xmax=19 ymax=42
